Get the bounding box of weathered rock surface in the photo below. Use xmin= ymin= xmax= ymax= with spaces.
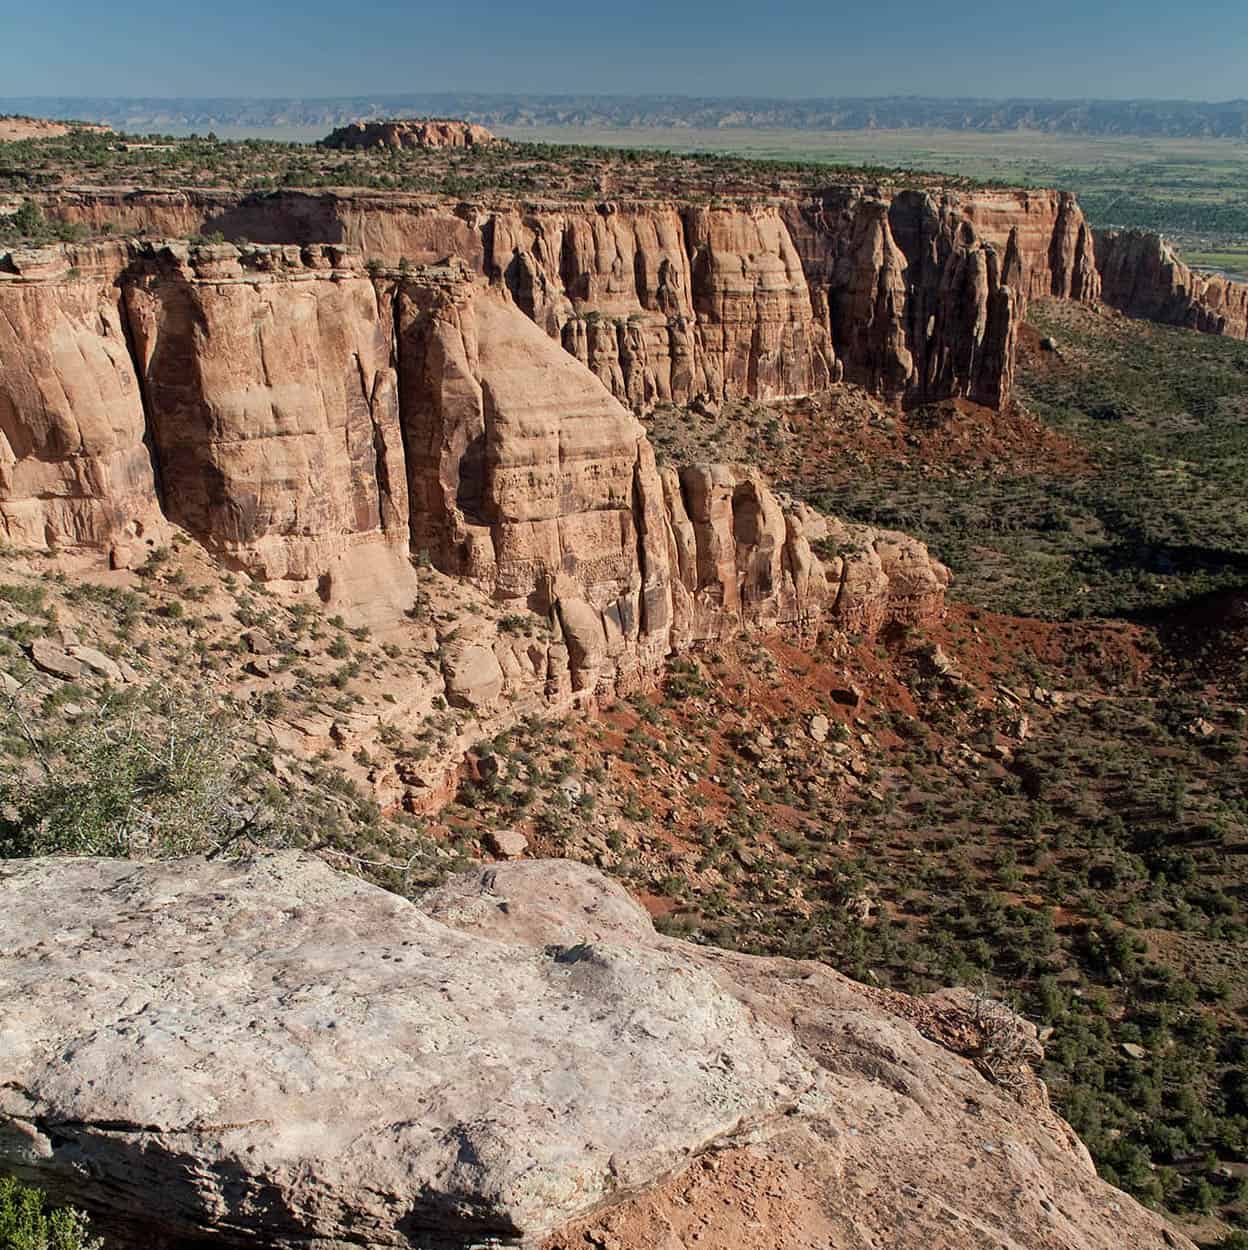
xmin=34 ymin=186 xmax=1241 ymax=401
xmin=398 ymin=270 xmax=677 ymax=691
xmin=123 ymin=241 xmax=411 ymax=585
xmin=0 ymin=250 xmax=161 ymax=551
xmin=0 ymin=242 xmax=949 ymax=698
xmin=395 ymin=265 xmax=949 ymax=691
xmin=322 ymin=118 xmax=496 ymax=150
xmin=1096 ymin=228 xmax=1248 ymax=341
xmin=0 ymin=853 xmax=1193 ymax=1250
xmin=782 ymin=187 xmax=1097 ymax=408
xmin=662 ymin=465 xmax=949 ymax=649
xmin=27 ymin=638 xmax=86 ymax=680
xmin=489 ymin=203 xmax=839 ymax=410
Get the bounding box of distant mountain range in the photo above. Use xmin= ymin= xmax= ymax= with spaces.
xmin=5 ymin=94 xmax=1248 ymax=139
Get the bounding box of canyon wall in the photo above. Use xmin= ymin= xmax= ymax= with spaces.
xmin=783 ymin=187 xmax=1098 ymax=407
xmin=39 ymin=187 xmax=1248 ymax=408
xmin=1096 ymin=228 xmax=1248 ymax=341
xmin=485 ymin=202 xmax=840 ymax=409
xmin=36 ymin=185 xmax=1105 ymax=411
xmin=0 ymin=248 xmax=160 ymax=554
xmin=0 ymin=241 xmax=948 ymax=698
xmin=122 ymin=242 xmax=410 ymax=585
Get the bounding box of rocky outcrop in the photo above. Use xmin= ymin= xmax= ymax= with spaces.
xmin=0 ymin=240 xmax=949 ymax=698
xmin=1096 ymin=228 xmax=1248 ymax=340
xmin=395 ymin=267 xmax=946 ymax=692
xmin=487 ymin=203 xmax=839 ymax=409
xmin=122 ymin=240 xmax=411 ymax=587
xmin=949 ymin=189 xmax=1099 ymax=301
xmin=396 ymin=266 xmax=676 ymax=692
xmin=322 ymin=118 xmax=496 ymax=150
xmin=782 ymin=187 xmax=1098 ymax=408
xmin=0 ymin=852 xmax=1193 ymax=1250
xmin=661 ymin=465 xmax=948 ymax=648
xmin=0 ymin=245 xmax=162 ymax=555
xmin=34 ymin=186 xmax=1107 ymax=412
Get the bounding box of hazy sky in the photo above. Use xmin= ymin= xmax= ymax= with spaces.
xmin=6 ymin=0 xmax=1248 ymax=100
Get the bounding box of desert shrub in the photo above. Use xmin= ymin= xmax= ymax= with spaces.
xmin=0 ymin=691 xmax=257 ymax=858
xmin=0 ymin=1176 xmax=101 ymax=1250
xmin=0 ymin=585 xmax=48 ymax=615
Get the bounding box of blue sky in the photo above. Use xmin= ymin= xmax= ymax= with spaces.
xmin=5 ymin=0 xmax=1248 ymax=100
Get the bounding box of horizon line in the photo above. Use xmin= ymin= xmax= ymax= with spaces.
xmin=4 ymin=91 xmax=1248 ymax=108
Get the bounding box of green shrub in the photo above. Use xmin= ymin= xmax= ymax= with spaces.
xmin=9 ymin=200 xmax=45 ymax=237
xmin=0 ymin=1176 xmax=101 ymax=1250
xmin=0 ymin=585 xmax=47 ymax=615
xmin=0 ymin=692 xmax=247 ymax=858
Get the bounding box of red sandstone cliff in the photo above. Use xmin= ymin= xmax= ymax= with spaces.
xmin=122 ymin=241 xmax=409 ymax=587
xmin=488 ymin=201 xmax=839 ymax=409
xmin=0 ymin=241 xmax=948 ymax=697
xmin=32 ymin=185 xmax=1104 ymax=412
xmin=0 ymin=244 xmax=161 ymax=554
xmin=1096 ymin=228 xmax=1248 ymax=341
xmin=783 ymin=187 xmax=1099 ymax=407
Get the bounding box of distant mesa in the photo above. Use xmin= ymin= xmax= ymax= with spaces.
xmin=321 ymin=117 xmax=496 ymax=151
xmin=0 ymin=114 xmax=111 ymax=142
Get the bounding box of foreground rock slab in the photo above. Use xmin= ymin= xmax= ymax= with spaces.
xmin=0 ymin=855 xmax=1192 ymax=1250
xmin=0 ymin=854 xmax=812 ymax=1246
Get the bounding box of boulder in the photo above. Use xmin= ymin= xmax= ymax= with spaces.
xmin=0 ymin=855 xmax=1196 ymax=1250
xmin=0 ymin=854 xmax=812 ymax=1247
xmin=66 ymin=644 xmax=124 ymax=683
xmin=441 ymin=641 xmax=505 ymax=710
xmin=27 ymin=639 xmax=85 ymax=680
xmin=242 ymin=630 xmax=277 ymax=656
xmin=485 ymin=828 xmax=529 ymax=860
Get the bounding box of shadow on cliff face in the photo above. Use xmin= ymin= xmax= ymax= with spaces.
xmin=200 ymin=194 xmax=347 ymax=247
xmin=455 ymin=431 xmax=490 ymax=526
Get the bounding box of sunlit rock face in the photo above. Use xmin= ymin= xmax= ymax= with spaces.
xmin=1096 ymin=228 xmax=1248 ymax=340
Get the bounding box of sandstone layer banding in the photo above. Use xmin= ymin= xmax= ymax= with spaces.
xmin=30 ymin=185 xmax=1107 ymax=410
